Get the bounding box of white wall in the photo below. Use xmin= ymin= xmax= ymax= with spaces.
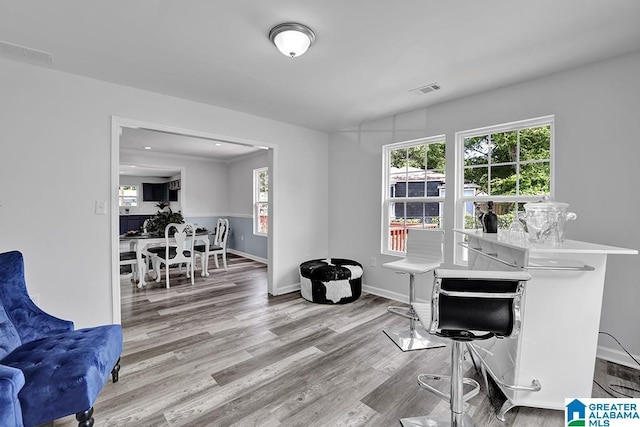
xmin=120 ymin=150 xmax=228 ymax=216
xmin=0 ymin=57 xmax=329 ymax=327
xmin=329 ymin=51 xmax=640 ymax=366
xmin=226 ymin=151 xmax=269 ymax=260
xmin=227 ymin=151 xmax=269 ymax=216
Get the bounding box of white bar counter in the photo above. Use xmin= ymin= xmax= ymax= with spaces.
xmin=454 ymin=229 xmax=637 ymax=418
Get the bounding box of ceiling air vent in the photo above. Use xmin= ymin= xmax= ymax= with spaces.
xmin=410 ymin=83 xmax=441 ymax=95
xmin=0 ymin=41 xmax=53 ymax=65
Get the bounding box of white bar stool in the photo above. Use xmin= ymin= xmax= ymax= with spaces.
xmin=382 ymin=228 xmax=446 ymax=351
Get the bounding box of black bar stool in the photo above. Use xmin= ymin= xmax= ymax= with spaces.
xmin=402 ymin=268 xmax=531 ymax=427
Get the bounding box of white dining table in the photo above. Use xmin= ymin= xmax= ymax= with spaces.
xmin=121 ymin=231 xmax=212 ymax=288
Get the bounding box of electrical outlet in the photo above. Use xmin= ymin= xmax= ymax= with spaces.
xmin=370 ymin=256 xmax=377 ymax=267
xmin=241 ymin=235 xmax=244 ymax=241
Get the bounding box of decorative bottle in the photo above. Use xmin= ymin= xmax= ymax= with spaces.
xmin=483 ymin=201 xmax=498 ymax=233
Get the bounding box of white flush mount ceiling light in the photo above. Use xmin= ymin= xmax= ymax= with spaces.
xmin=269 ymin=22 xmax=316 ymax=58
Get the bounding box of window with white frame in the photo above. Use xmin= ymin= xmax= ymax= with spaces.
xmin=454 ymin=116 xmax=554 ymax=260
xmin=382 ymin=136 xmax=446 ymax=254
xmin=253 ymin=167 xmax=268 ymax=236
xmin=118 ymin=185 xmax=138 ymax=207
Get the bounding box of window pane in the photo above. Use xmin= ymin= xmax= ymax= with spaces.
xmin=384 ymin=137 xmax=445 ymax=253
xmin=490 ymin=165 xmax=517 ymax=195
xmin=490 ymin=131 xmax=517 ymax=164
xmin=474 ymin=201 xmax=522 ymax=230
xmin=405 ymin=201 xmax=424 ymax=224
xmin=389 ymin=147 xmax=408 ymax=197
xmin=406 ymin=145 xmax=426 ymax=169
xmin=120 ymin=186 xmax=137 ymax=196
xmin=258 ymin=170 xmax=269 ymax=202
xmin=464 ymin=136 xmax=490 ymax=166
xmin=426 ymin=142 xmax=446 ymax=170
xmin=390 ymin=147 xmax=409 ymax=168
xmin=121 ymin=197 xmax=137 ymax=207
xmin=253 ymin=168 xmax=269 ymax=235
xmin=520 ymin=125 xmax=551 ymax=161
xmin=390 ymin=177 xmax=406 ymax=197
xmin=392 ymin=201 xmax=406 ymax=219
xmin=463 ymin=201 xmax=478 ymax=229
xmin=465 ymin=167 xmax=488 ymax=195
xmin=388 ymin=219 xmax=407 ymax=252
xmin=118 ymin=186 xmax=138 ymax=207
xmin=258 ymin=203 xmax=268 ymax=234
xmin=520 ymin=162 xmax=550 ymax=195
xmin=457 ymin=118 xmax=553 ymax=263
xmin=406 ymin=180 xmax=427 ymax=198
xmin=405 ymin=202 xmax=441 ymax=228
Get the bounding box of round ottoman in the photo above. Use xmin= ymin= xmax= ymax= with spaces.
xmin=299 ymin=258 xmax=363 ymax=304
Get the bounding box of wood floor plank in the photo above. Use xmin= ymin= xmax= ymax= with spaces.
xmin=48 ymin=253 xmax=639 ymax=427
xmin=164 ymin=346 xmax=326 ymax=426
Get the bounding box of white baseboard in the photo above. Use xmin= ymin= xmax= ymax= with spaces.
xmin=227 ymin=249 xmax=267 ymax=264
xmin=271 ymin=281 xmax=430 ymax=304
xmin=274 ymin=282 xmax=301 ymax=296
xmin=597 ymin=345 xmax=640 ymax=370
xmin=361 ymin=283 xmax=430 ymax=305
xmin=362 ymin=284 xmax=406 ymax=303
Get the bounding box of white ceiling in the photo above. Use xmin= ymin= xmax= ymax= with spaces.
xmin=2 ymin=1 xmax=640 ymax=134
xmin=119 ymin=127 xmax=266 ymax=176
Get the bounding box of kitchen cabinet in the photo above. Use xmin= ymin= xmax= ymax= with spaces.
xmin=455 ymin=229 xmax=637 ymax=419
xmin=142 ymin=182 xmax=178 ymax=202
xmin=119 ymin=214 xmax=152 ymax=235
xmin=168 ymin=179 xmax=180 ymax=190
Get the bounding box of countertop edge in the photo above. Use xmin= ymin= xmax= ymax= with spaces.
xmin=454 ymin=229 xmax=638 ymax=255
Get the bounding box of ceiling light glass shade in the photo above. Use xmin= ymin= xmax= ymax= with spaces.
xmin=269 ymin=23 xmax=316 ymax=58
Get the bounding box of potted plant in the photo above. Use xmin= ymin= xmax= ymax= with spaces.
xmin=145 ymin=202 xmax=184 ymax=235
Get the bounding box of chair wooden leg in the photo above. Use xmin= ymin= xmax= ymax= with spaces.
xmin=75 ymin=407 xmax=94 ymax=427
xmin=154 ymin=260 xmax=162 ymax=283
xmin=111 ymin=357 xmax=121 ymax=383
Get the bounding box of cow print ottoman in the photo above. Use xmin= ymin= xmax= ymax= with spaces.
xmin=299 ymin=258 xmax=363 ymax=304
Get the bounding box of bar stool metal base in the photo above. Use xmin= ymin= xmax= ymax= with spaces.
xmin=417 ymin=374 xmax=480 ymax=403
xmin=383 ymin=326 xmax=445 ymax=352
xmin=385 ymin=272 xmax=445 ymax=352
xmin=400 ymin=340 xmax=479 ymax=427
xmin=399 ymin=413 xmax=477 ymax=427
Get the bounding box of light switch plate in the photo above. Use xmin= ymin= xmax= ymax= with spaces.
xmin=95 ymin=200 xmax=107 ymax=215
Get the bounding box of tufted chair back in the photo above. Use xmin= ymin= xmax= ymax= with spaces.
xmin=1 ymin=250 xmax=123 ymax=427
xmin=0 ymin=251 xmax=74 ymax=358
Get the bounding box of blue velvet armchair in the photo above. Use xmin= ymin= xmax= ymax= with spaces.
xmin=0 ymin=251 xmax=123 ymax=427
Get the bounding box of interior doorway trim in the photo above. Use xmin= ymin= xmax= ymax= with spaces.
xmin=110 ymin=116 xmax=276 ymax=324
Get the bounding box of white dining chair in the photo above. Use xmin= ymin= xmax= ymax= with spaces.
xmin=153 ymin=222 xmax=196 ymax=288
xmin=194 ymin=218 xmax=229 ymax=272
xmin=119 ymin=250 xmax=141 ymax=282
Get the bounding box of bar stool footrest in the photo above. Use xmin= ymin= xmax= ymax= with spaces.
xmin=417 ymin=373 xmax=480 ymax=403
xmin=387 ymin=305 xmax=417 ymax=320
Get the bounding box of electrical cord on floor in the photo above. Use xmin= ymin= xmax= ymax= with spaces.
xmin=465 ymin=346 xmax=504 ymax=417
xmin=596 ymin=331 xmax=640 ymax=398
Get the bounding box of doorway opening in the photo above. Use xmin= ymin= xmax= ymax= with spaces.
xmin=110 ymin=117 xmax=275 ymax=323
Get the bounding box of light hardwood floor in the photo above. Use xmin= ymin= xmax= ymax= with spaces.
xmin=51 ymin=254 xmax=639 ymax=426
